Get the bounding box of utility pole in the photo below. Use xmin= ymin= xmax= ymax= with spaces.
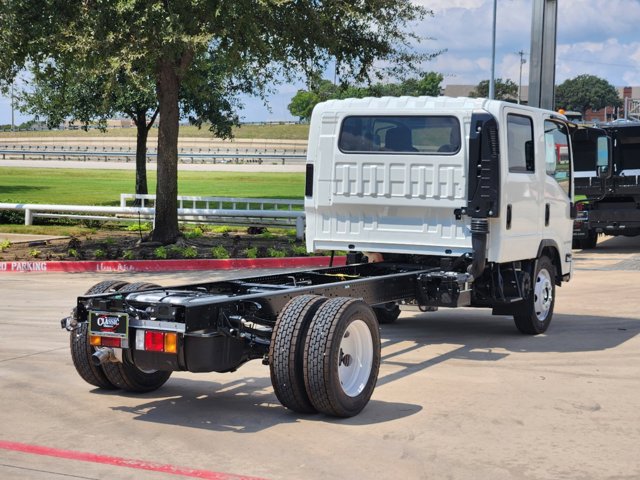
xmin=517 ymin=50 xmax=527 ymax=104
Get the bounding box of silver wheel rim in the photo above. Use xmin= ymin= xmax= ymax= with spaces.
xmin=534 ymin=268 xmax=553 ymax=322
xmin=338 ymin=319 xmax=373 ymax=397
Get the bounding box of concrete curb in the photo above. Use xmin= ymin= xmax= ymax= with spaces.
xmin=0 ymin=256 xmax=346 ymax=273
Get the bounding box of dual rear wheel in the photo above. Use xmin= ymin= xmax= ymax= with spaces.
xmin=69 ymin=281 xmax=171 ymax=392
xmin=270 ymin=295 xmax=381 ymax=418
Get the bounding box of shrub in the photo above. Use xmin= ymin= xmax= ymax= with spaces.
xmin=290 ymin=244 xmax=307 ymax=256
xmin=267 ymin=247 xmax=286 ymax=258
xmin=29 ymin=249 xmax=41 ymax=258
xmin=0 ymin=210 xmax=25 ymax=224
xmin=123 ymin=250 xmax=135 ymax=260
xmin=126 ymin=222 xmax=152 ymax=232
xmin=94 ymin=249 xmax=106 ymax=259
xmin=0 ymin=240 xmax=11 ymax=252
xmin=185 ymin=227 xmax=204 ymax=239
xmin=68 ymin=248 xmax=79 ymax=258
xmin=211 ymin=245 xmax=230 ymax=259
xmin=154 ymin=246 xmax=168 ymax=259
xmin=212 ymin=226 xmax=232 ymax=234
xmin=244 ymin=246 xmax=258 ymax=259
xmin=182 ymin=246 xmax=198 ymax=258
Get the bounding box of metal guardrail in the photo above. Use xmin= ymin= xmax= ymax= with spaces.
xmin=0 ymin=195 xmax=306 ymax=238
xmin=0 ymin=145 xmax=307 ymax=164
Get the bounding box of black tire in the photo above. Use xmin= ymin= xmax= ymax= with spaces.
xmin=582 ymin=230 xmax=598 ymax=249
xmin=269 ymin=295 xmax=328 ymax=413
xmin=514 ymin=256 xmax=556 ymax=335
xmin=101 ymin=355 xmax=172 ymax=393
xmin=69 ymin=280 xmax=128 ymax=389
xmin=304 ymin=298 xmax=381 ymax=417
xmin=372 ymin=302 xmax=401 ymax=324
xmin=116 ymin=282 xmax=160 ymax=293
xmin=85 ymin=280 xmax=129 ymax=296
xmin=101 ymin=281 xmax=170 ymax=392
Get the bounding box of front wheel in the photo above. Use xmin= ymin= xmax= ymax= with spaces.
xmin=304 ymin=298 xmax=380 ymax=417
xmin=513 ymin=256 xmax=556 ymax=335
xmin=582 ymin=230 xmax=598 ymax=249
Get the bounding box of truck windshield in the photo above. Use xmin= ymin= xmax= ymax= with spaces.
xmin=338 ymin=115 xmax=461 ymax=154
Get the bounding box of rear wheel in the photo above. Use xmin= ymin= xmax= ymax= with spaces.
xmin=117 ymin=282 xmax=160 ymax=293
xmin=101 ymin=282 xmax=171 ymax=392
xmin=269 ymin=295 xmax=328 ymax=413
xmin=101 ymin=355 xmax=172 ymax=392
xmin=514 ymin=256 xmax=556 ymax=335
xmin=69 ymin=280 xmax=128 ymax=389
xmin=304 ymin=298 xmax=380 ymax=417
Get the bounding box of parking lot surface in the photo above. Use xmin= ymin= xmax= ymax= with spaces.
xmin=1 ymin=236 xmax=639 ymax=479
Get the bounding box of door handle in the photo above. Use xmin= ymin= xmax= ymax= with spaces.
xmin=545 ymin=203 xmax=550 ymax=226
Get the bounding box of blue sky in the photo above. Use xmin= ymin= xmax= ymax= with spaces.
xmin=2 ymin=0 xmax=640 ymax=125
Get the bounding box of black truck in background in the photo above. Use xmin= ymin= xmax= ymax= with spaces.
xmin=573 ymin=122 xmax=640 ymax=249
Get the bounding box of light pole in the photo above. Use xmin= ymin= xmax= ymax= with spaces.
xmin=489 ymin=0 xmax=497 ymax=99
xmin=517 ymin=50 xmax=527 ymax=104
xmin=10 ymin=82 xmax=15 ymax=132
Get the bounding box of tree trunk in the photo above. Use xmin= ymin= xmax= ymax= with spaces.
xmin=134 ymin=111 xmax=149 ymax=197
xmin=151 ymin=60 xmax=181 ymax=244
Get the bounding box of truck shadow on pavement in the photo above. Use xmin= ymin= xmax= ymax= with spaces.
xmin=105 ymin=309 xmax=637 ymax=432
xmin=109 ymin=377 xmax=422 ymax=432
xmin=377 ymin=308 xmax=639 ymax=388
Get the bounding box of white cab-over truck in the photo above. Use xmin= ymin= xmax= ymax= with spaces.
xmin=62 ymin=96 xmax=606 ymax=417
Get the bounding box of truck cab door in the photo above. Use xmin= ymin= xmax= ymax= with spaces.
xmin=542 ymin=119 xmax=573 ymax=260
xmin=498 ymin=108 xmax=542 ymax=261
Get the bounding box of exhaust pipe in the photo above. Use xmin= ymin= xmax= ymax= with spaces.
xmin=92 ymin=348 xmax=117 ymax=366
xmin=467 ymin=218 xmax=489 ymax=281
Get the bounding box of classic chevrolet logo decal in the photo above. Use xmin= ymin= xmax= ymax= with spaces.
xmin=96 ymin=315 xmax=121 ymax=329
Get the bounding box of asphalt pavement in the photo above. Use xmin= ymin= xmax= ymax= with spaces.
xmin=0 ymin=236 xmax=639 ymax=479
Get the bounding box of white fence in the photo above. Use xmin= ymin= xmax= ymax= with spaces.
xmin=0 ymin=194 xmax=306 ymax=239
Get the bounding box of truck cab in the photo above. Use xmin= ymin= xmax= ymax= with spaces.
xmin=305 ymin=96 xmax=578 ymax=281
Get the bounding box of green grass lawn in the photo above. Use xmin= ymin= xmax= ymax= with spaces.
xmin=0 ymin=123 xmax=310 ymax=140
xmin=0 ymin=167 xmax=305 ymax=205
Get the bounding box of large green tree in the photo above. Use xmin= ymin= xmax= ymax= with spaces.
xmin=469 ymin=78 xmax=518 ymax=101
xmin=555 ymin=74 xmax=622 ymax=116
xmin=19 ymin=61 xmax=158 ymax=197
xmin=288 ymin=71 xmax=444 ymax=121
xmin=0 ymin=0 xmax=432 ymax=244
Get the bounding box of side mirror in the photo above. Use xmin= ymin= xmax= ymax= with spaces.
xmin=569 ymin=202 xmax=578 ymax=220
xmin=596 ymin=135 xmax=612 ymax=179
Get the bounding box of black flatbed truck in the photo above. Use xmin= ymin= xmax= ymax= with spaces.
xmin=573 ymin=122 xmax=640 ymax=248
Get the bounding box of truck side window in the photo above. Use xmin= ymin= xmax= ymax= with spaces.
xmin=338 ymin=116 xmax=461 ymax=154
xmin=507 ymin=114 xmax=534 ymax=173
xmin=544 ymin=120 xmax=571 ymax=197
